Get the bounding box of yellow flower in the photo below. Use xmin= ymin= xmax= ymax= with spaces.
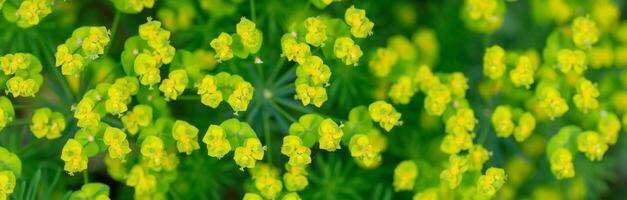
xmin=573 ymin=79 xmax=599 ymax=113
xmin=345 ymin=6 xmax=374 ymax=38
xmin=571 ymin=16 xmax=599 ymax=49
xmin=202 ymin=125 xmax=232 ymax=159
xmin=550 ymin=147 xmax=575 ymax=179
xmin=424 ymin=83 xmax=451 ymax=116
xmin=139 ymin=19 xmax=170 ymax=49
xmin=514 ymin=112 xmax=536 ymax=142
xmin=126 ymin=165 xmax=157 ymax=195
xmin=82 ymin=27 xmax=111 ymax=57
xmin=334 ymin=37 xmax=363 ymax=66
xmin=467 ymin=145 xmax=490 ymax=170
xmin=556 ymin=49 xmax=587 ymax=74
xmin=159 ymin=70 xmax=188 ymax=101
xmin=236 ymin=17 xmax=263 ymax=53
xmin=60 ymin=54 xmax=84 ymax=76
xmin=537 ymin=87 xmax=569 ymax=120
xmin=577 ymin=131 xmax=608 ymax=161
xmin=393 ymin=160 xmax=418 ymax=191
xmin=598 ymin=112 xmax=621 ymax=145
xmin=462 ymin=0 xmax=504 ymax=33
xmin=349 ymin=134 xmax=382 ymax=167
xmin=0 ymin=171 xmax=16 ymax=199
xmin=103 ymin=127 xmax=132 ymax=160
xmin=304 ymin=17 xmax=327 ymax=47
xmin=6 ymin=77 xmax=39 ymax=97
xmin=140 ymin=136 xmax=165 ymax=170
xmin=445 ymin=108 xmax=476 ymax=135
xmin=389 ymin=76 xmax=416 ymax=104
xmin=318 ymin=119 xmax=343 ymax=151
xmin=172 ymin=120 xmax=200 ymax=155
xmin=254 ymin=175 xmax=283 ymax=199
xmin=227 ymin=81 xmax=254 ymax=113
xmin=509 ymin=55 xmax=536 ymax=89
xmin=476 ymin=167 xmax=507 ymax=197
xmin=54 ymin=44 xmax=74 ymax=68
xmin=440 ymin=131 xmax=473 ymax=154
xmin=369 ymin=48 xmax=398 ymax=77
xmin=368 ymin=101 xmax=402 ymax=131
xmin=283 ymin=162 xmax=308 ymax=191
xmin=297 ymin=56 xmax=331 ymax=87
xmin=197 ymin=75 xmax=223 ymax=108
xmin=439 ymin=154 xmax=468 ymax=189
xmin=281 ymin=136 xmax=303 ymax=157
xmin=281 ymin=34 xmax=311 ymax=64
xmin=492 ymin=105 xmax=514 ymax=137
xmin=295 ymin=84 xmax=327 ymax=107
xmin=30 ymin=108 xmax=66 ymax=139
xmin=483 ymin=45 xmax=506 ymax=79
xmin=61 ymin=139 xmax=88 ymax=175
xmin=210 ymin=33 xmax=234 ymax=62
xmin=234 ymin=137 xmax=265 ymax=170
xmin=121 ymin=105 xmax=152 ymax=135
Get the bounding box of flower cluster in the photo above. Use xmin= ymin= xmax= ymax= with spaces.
xmin=159 ymin=69 xmax=188 ymax=101
xmin=334 ymin=37 xmax=363 ymax=66
xmin=210 ymin=17 xmax=262 ymax=62
xmin=442 ymin=108 xmax=476 ymax=154
xmin=30 ymin=108 xmax=66 ymax=139
xmin=202 ymin=119 xmax=264 ymax=170
xmin=491 ymin=105 xmax=536 ymax=142
xmin=103 ymin=127 xmax=132 ymax=160
xmin=1 ymin=53 xmax=43 ymax=97
xmin=368 ymin=101 xmax=402 ymax=132
xmin=120 ymin=105 xmax=153 ymax=135
xmin=281 ymin=136 xmax=311 ymax=192
xmin=393 ymin=160 xmax=418 ymax=191
xmin=294 ymin=55 xmax=331 ymax=107
xmin=476 ymin=167 xmax=507 ymax=197
xmin=105 ymin=77 xmax=140 ymax=116
xmin=461 ymin=0 xmax=505 ymax=33
xmin=304 ymin=17 xmax=327 ymax=47
xmin=196 ymin=72 xmax=254 ymax=114
xmin=61 ymin=139 xmax=88 ymax=175
xmin=126 ymin=18 xmax=176 ymax=86
xmin=0 ymin=0 xmax=54 ymax=28
xmin=344 ymin=6 xmax=374 ymax=38
xmin=172 ymin=120 xmax=200 ymax=155
xmin=55 ymin=27 xmax=111 ymax=76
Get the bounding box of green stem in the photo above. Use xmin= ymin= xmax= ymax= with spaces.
xmin=83 ymin=171 xmax=89 ymax=184
xmin=105 ymin=11 xmax=121 ymax=56
xmin=263 ymin=112 xmax=272 ymax=165
xmin=250 ymin=0 xmax=257 ymax=22
xmin=266 ymin=57 xmax=286 ymax=85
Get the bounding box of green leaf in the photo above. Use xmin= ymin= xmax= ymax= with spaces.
xmin=69 ymin=183 xmax=110 ymax=200
xmin=547 ymin=125 xmax=582 ymax=157
xmin=230 ymin=34 xmax=250 ymax=59
xmin=120 ymin=36 xmax=148 ymax=75
xmin=341 ymin=106 xmax=374 ymax=145
xmin=289 ymin=114 xmax=324 ymax=147
xmin=220 ymin=118 xmax=257 ymax=148
xmin=0 ymin=146 xmax=21 ymax=177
